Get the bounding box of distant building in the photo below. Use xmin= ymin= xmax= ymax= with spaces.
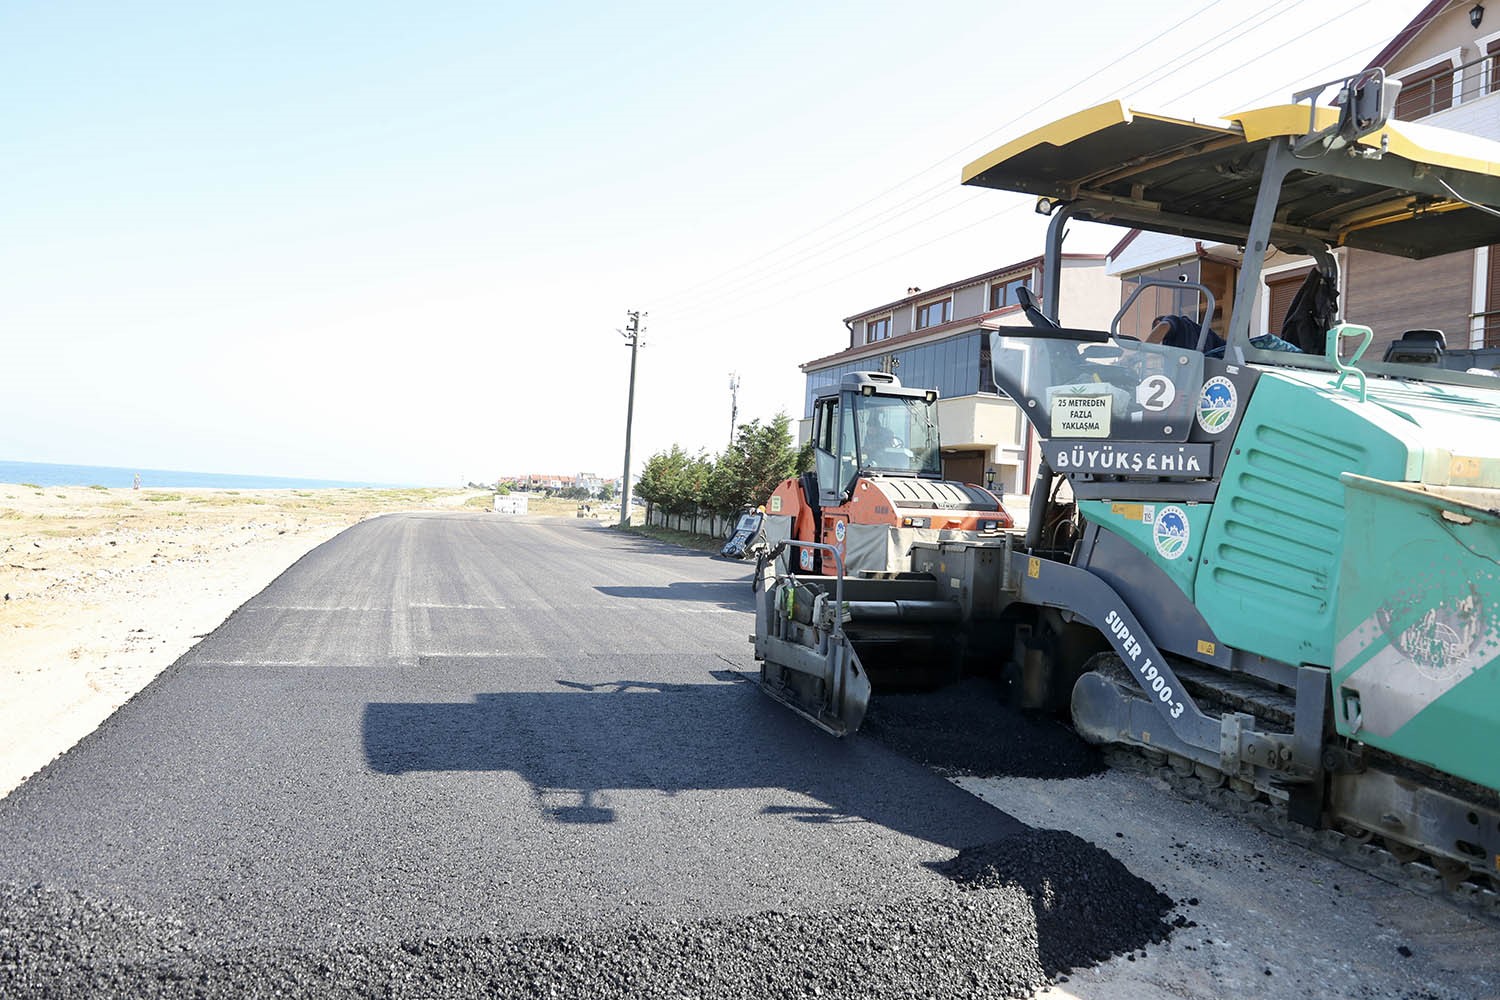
xmin=495 ymin=472 xmax=615 ymax=496
xmin=799 ymin=254 xmax=1120 ymax=495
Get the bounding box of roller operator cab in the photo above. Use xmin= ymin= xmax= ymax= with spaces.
xmin=753 ymin=71 xmax=1500 ymax=897
xmin=763 ymin=371 xmax=1011 ymax=577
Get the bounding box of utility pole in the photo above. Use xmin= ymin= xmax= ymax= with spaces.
xmin=618 ymin=310 xmax=645 ymax=527
xmin=727 ymin=372 xmax=740 ymax=448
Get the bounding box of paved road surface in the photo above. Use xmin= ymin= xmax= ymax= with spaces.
xmin=0 ymin=516 xmax=1017 ymax=949
xmin=3 ymin=513 xmax=1492 ymax=999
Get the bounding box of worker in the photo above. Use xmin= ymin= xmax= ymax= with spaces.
xmin=865 ymin=410 xmax=910 ymax=470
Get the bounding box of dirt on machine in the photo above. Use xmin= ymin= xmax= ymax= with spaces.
xmin=751 ymin=70 xmax=1500 ymax=909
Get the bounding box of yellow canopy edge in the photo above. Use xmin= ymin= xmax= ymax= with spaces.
xmin=960 ymin=101 xmax=1133 ymax=186
xmin=965 ymin=100 xmax=1500 ymax=189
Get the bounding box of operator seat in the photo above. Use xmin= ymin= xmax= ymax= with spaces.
xmin=1156 ymin=314 xmax=1225 ymax=355
xmin=1383 ymin=329 xmax=1446 ymax=364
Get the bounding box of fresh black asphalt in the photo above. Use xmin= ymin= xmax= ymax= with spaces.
xmin=0 ymin=513 xmax=1173 ymax=997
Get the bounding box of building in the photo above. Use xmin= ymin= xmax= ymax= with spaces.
xmin=1109 ymin=2 xmax=1500 ymax=359
xmin=1355 ymin=0 xmax=1500 ymax=350
xmin=799 ymin=255 xmax=1120 ymax=495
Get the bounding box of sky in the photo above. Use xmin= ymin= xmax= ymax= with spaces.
xmin=0 ymin=0 xmax=1432 ymax=484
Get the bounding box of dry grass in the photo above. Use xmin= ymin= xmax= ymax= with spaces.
xmin=616 ymin=523 xmax=723 ymax=554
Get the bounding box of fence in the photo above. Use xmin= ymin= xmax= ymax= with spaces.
xmin=645 ymin=505 xmax=736 ymax=539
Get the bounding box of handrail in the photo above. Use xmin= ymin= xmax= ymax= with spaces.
xmin=1395 ymin=52 xmax=1500 ymax=121
xmin=785 ymin=539 xmax=847 ymax=642
xmin=1112 ymin=277 xmax=1217 ymax=352
xmin=1328 ymin=323 xmax=1374 ymax=403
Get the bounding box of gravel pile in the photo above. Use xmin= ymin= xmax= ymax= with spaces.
xmin=862 ymin=678 xmax=1103 ymax=779
xmin=0 ymin=829 xmax=1175 ymax=1000
xmin=933 ymin=829 xmax=1175 ymax=974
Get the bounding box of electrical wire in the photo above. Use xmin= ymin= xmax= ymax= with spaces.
xmin=658 ymin=0 xmax=1367 ymax=322
xmin=658 ymin=0 xmax=1358 ymax=317
xmin=660 ymin=0 xmax=1404 ymax=328
xmin=649 ymin=0 xmax=1233 ymax=311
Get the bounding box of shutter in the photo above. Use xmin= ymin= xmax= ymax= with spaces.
xmin=1486 ymin=245 xmax=1500 ymax=348
xmin=1396 ymin=63 xmax=1454 ymax=120
xmin=1266 ymin=267 xmax=1313 ymax=337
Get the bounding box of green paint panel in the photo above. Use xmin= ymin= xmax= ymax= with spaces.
xmin=1194 ymin=374 xmax=1412 ymax=668
xmin=1332 ymin=475 xmax=1500 ymax=789
xmin=1078 ymin=500 xmax=1210 ymax=598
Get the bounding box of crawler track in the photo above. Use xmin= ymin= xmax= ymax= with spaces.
xmin=1090 ymin=667 xmax=1500 ymax=925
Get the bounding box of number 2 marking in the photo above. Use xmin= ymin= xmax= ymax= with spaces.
xmin=1139 ymin=375 xmax=1175 ymax=411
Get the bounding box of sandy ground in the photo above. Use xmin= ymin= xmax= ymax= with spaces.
xmin=0 ymin=484 xmax=491 ymax=796
xmin=963 ymin=771 xmax=1499 ymax=1000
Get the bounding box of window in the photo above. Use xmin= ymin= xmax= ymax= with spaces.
xmin=1266 ymin=266 xmax=1315 ymax=338
xmin=864 ymin=316 xmax=890 ymax=343
xmin=814 ymin=397 xmax=839 ymax=491
xmin=855 ymin=395 xmax=941 ymax=476
xmin=1396 ymin=62 xmax=1454 ymax=120
xmin=1485 ymin=244 xmax=1500 ymax=348
xmin=989 ymin=275 xmax=1031 ymax=310
xmin=915 ymin=298 xmax=951 ymax=330
xmin=1116 ymin=260 xmax=1203 ymax=339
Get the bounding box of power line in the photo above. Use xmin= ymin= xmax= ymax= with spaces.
xmin=1240 ymin=0 xmax=1456 ymax=107
xmin=1152 ymin=0 xmax=1375 ymax=111
xmin=649 ymin=0 xmax=1232 ymax=310
xmin=659 ymin=0 xmax=1335 ymax=318
xmin=656 ymin=0 xmax=1378 ymax=329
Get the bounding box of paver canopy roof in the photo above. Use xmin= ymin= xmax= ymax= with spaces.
xmin=961 ymin=101 xmax=1500 ymax=259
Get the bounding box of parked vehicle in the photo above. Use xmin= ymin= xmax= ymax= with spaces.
xmin=761 ymin=372 xmax=1011 ymax=578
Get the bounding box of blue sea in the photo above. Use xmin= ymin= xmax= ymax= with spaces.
xmin=0 ymin=460 xmax=411 ymax=491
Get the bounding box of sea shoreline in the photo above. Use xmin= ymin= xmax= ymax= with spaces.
xmin=0 ymin=458 xmax=411 ymax=491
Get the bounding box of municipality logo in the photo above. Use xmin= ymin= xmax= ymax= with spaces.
xmin=1153 ymin=505 xmax=1190 ymax=561
xmin=1196 ymin=376 xmax=1237 ymax=434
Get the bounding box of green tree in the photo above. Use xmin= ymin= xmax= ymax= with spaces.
xmin=598 ymin=481 xmax=616 ymax=502
xmin=635 ymin=445 xmax=712 ymax=515
xmin=795 ymin=439 xmax=815 ymax=475
xmin=702 ymin=413 xmax=799 ymax=516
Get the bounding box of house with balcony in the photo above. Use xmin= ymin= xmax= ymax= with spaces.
xmin=1353 ymin=0 xmax=1500 ymax=350
xmin=1107 ymin=2 xmax=1500 ymax=359
xmin=798 ymin=255 xmax=1119 ymax=496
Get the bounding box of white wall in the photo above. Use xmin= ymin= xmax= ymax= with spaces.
xmin=1057 ymin=259 xmax=1123 ymax=331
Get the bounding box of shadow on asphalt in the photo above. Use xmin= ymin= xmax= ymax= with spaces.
xmin=360 ymin=676 xmax=1022 ymax=849
xmin=596 ymin=525 xmax=738 ymax=560
xmin=594 ymin=581 xmax=752 ymax=610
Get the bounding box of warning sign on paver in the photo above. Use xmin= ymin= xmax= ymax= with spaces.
xmin=1050 ymin=394 xmax=1111 ymax=437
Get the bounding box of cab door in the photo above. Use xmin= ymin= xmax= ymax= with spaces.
xmin=812 ymin=395 xmax=843 ymax=508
